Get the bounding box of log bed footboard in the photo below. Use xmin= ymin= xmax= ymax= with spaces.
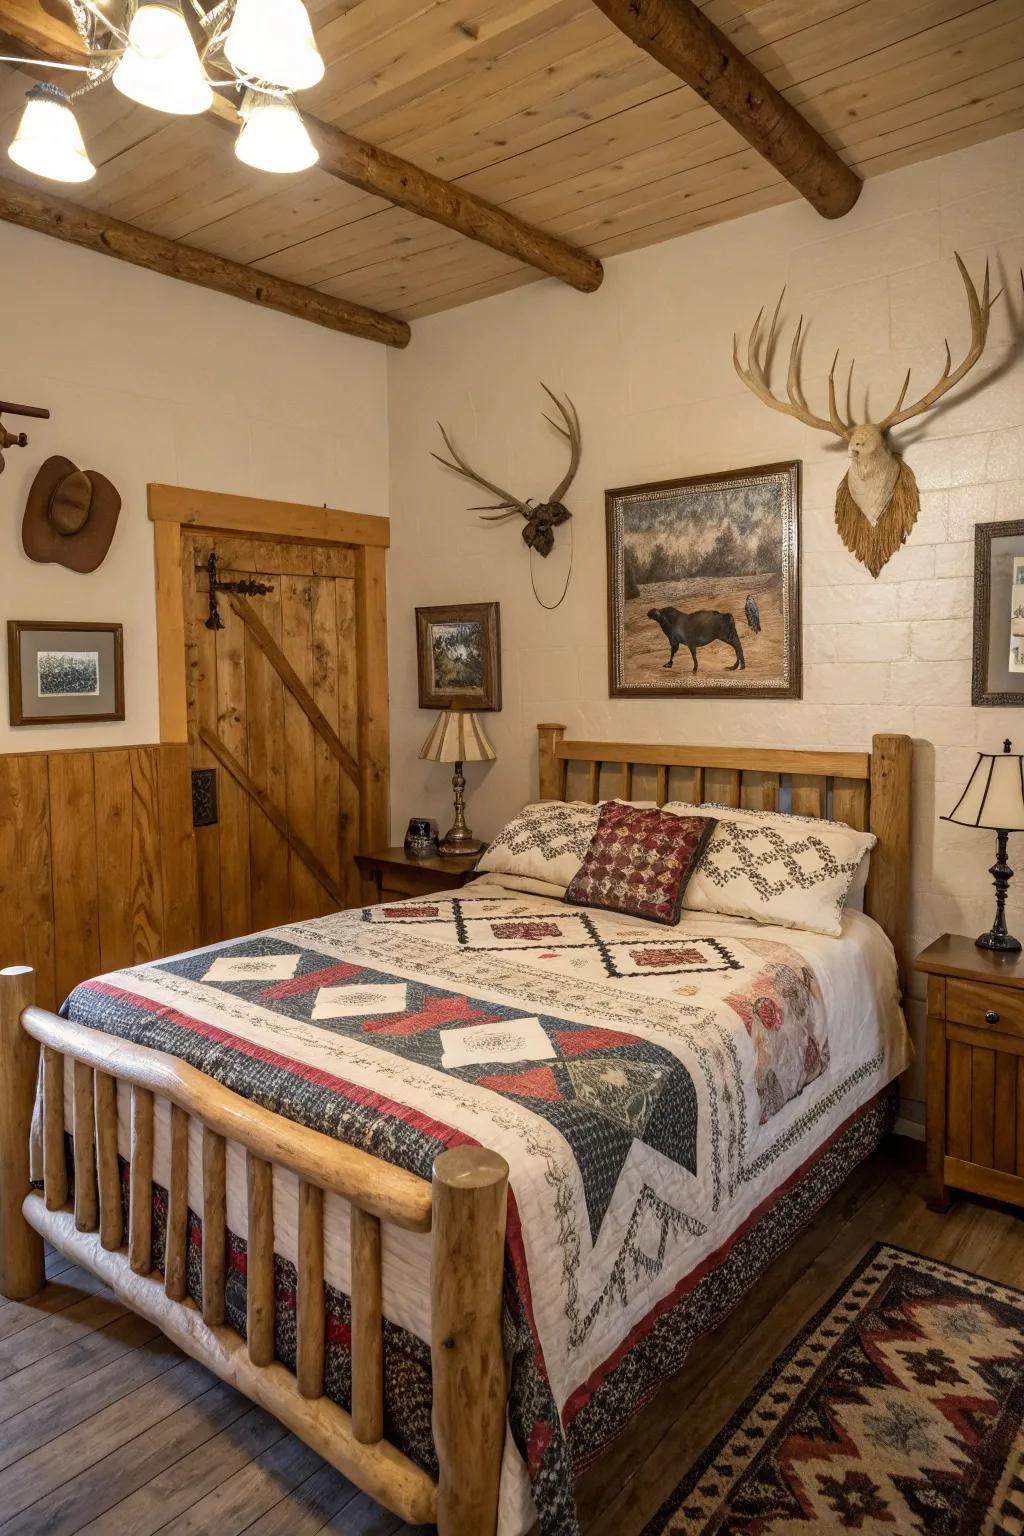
xmin=0 ymin=966 xmax=509 ymax=1536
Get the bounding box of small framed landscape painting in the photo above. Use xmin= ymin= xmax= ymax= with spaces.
xmin=7 ymin=620 xmax=124 ymax=726
xmin=973 ymin=519 xmax=1024 ymax=705
xmin=606 ymin=461 xmax=801 ymax=698
xmin=416 ymin=602 xmax=501 ymax=711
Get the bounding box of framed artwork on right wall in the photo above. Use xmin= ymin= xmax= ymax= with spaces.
xmin=973 ymin=519 xmax=1024 ymax=706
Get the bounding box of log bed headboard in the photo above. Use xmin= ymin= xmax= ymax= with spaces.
xmin=536 ymin=724 xmax=913 ymax=977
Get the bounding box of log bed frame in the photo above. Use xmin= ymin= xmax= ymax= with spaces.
xmin=0 ymin=724 xmax=912 ymax=1535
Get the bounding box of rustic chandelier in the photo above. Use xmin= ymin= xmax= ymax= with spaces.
xmin=4 ymin=0 xmax=326 ymax=184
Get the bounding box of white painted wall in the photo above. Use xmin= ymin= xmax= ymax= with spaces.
xmin=0 ymin=220 xmax=389 ymax=754
xmin=387 ymin=130 xmax=1024 ymax=1123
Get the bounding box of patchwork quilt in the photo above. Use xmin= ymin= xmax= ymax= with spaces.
xmin=61 ymin=884 xmax=910 ymax=1536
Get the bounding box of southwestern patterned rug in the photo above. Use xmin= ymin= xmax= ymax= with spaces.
xmin=645 ymin=1242 xmax=1024 ymax=1535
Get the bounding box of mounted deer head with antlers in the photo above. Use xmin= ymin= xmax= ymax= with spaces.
xmin=432 ymin=385 xmax=581 ymax=560
xmin=734 ymin=254 xmax=1001 ymax=576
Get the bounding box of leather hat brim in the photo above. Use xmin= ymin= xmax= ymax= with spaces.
xmin=22 ymin=455 xmax=122 ymax=574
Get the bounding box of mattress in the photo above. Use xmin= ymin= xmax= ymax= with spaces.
xmin=52 ymin=879 xmax=911 ymax=1535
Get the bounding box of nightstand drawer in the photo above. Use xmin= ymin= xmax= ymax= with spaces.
xmin=946 ymin=978 xmax=1024 ymax=1041
xmin=356 ymin=849 xmax=480 ymax=904
xmin=376 ymin=867 xmax=449 ymax=899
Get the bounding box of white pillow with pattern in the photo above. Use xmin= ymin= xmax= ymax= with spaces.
xmin=663 ymin=804 xmax=875 ymax=936
xmin=665 ymin=801 xmax=875 ymax=912
xmin=477 ymin=801 xmax=600 ymax=890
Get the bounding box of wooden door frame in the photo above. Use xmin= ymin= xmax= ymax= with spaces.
xmin=149 ymin=483 xmax=390 ymax=863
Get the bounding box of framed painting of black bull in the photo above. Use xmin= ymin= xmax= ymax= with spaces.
xmin=606 ymin=461 xmax=801 ymax=699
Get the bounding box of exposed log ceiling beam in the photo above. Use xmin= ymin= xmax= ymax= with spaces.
xmin=588 ymin=0 xmax=862 ymax=220
xmin=1 ymin=0 xmax=604 ymax=293
xmin=0 ymin=177 xmax=410 ymax=346
xmin=292 ymin=117 xmax=599 ymax=292
xmin=0 ymin=0 xmax=80 ymax=66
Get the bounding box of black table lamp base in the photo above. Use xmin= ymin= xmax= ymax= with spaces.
xmin=976 ymin=829 xmax=1022 ymax=953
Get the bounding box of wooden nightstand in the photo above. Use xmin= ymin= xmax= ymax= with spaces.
xmin=355 ymin=846 xmax=481 ymax=903
xmin=915 ymin=934 xmax=1024 ymax=1213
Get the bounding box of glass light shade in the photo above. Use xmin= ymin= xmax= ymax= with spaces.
xmin=944 ymin=742 xmax=1024 ymax=831
xmin=235 ymin=91 xmax=317 ymax=173
xmin=112 ymin=0 xmax=213 ymax=115
xmin=224 ymin=0 xmax=325 ymax=92
xmin=8 ymin=83 xmax=95 ymax=184
xmin=419 ymin=710 xmax=496 ymax=765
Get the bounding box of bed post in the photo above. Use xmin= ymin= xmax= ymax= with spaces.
xmin=866 ymin=733 xmax=913 ymax=987
xmin=0 ymin=966 xmax=44 ymax=1299
xmin=431 ymin=1145 xmax=510 ymax=1536
xmin=538 ymin=722 xmax=566 ymax=800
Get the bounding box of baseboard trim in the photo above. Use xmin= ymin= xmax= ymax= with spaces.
xmin=893 ymin=1116 xmax=925 ymax=1142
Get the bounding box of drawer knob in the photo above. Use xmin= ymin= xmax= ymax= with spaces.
xmin=985 ymin=1009 xmax=1000 ymax=1024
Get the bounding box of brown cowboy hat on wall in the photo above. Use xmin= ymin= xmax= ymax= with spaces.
xmin=22 ymin=455 xmax=121 ymax=574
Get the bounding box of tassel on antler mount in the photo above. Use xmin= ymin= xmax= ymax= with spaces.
xmin=734 ymin=254 xmax=1002 ymax=576
xmin=432 ymin=384 xmax=581 ymax=559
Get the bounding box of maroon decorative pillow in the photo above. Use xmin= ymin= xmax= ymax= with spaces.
xmin=564 ymin=803 xmax=716 ymax=925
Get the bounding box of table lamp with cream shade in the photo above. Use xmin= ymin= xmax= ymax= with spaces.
xmin=943 ymin=739 xmax=1024 ymax=952
xmin=419 ymin=709 xmax=495 ymax=858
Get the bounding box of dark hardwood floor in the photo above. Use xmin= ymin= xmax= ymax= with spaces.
xmin=0 ymin=1140 xmax=1020 ymax=1535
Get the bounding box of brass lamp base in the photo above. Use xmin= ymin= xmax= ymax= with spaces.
xmin=438 ymin=759 xmax=484 ymax=859
xmin=438 ymin=829 xmax=485 ymax=859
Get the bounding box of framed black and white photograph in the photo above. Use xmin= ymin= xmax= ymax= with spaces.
xmin=606 ymin=461 xmax=801 ymax=698
xmin=7 ymin=621 xmax=124 ymax=726
xmin=973 ymin=519 xmax=1024 ymax=705
xmin=415 ymin=602 xmax=501 ymax=711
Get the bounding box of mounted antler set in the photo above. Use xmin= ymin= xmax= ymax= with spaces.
xmin=433 ymin=385 xmax=581 ymax=559
xmin=734 ymin=254 xmax=1001 ymax=575
xmin=0 ymin=400 xmax=50 ymax=475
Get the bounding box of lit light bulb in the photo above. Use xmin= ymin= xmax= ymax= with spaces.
xmin=234 ymin=89 xmax=318 ymax=173
xmin=8 ymin=83 xmax=96 ymax=184
xmin=112 ymin=0 xmax=213 ymax=116
xmin=225 ymin=0 xmax=325 ymax=93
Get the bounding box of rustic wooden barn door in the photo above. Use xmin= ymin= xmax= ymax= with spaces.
xmin=182 ymin=532 xmax=364 ymax=945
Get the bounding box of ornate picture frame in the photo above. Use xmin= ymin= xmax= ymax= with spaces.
xmin=972 ymin=518 xmax=1024 ymax=706
xmin=606 ymin=461 xmax=801 ymax=699
xmin=7 ymin=620 xmax=125 ymax=726
xmin=415 ymin=602 xmax=501 ymax=711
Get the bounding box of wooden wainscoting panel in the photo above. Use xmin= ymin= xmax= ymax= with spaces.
xmin=0 ymin=745 xmax=197 ymax=1009
xmin=158 ymin=745 xmax=201 ymax=957
xmin=48 ymin=752 xmax=102 ymax=1006
xmin=94 ymin=748 xmax=163 ymax=972
xmin=0 ymin=753 xmax=56 ymax=1007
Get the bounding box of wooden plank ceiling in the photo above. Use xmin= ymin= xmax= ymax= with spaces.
xmin=2 ymin=0 xmax=1022 ymax=323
